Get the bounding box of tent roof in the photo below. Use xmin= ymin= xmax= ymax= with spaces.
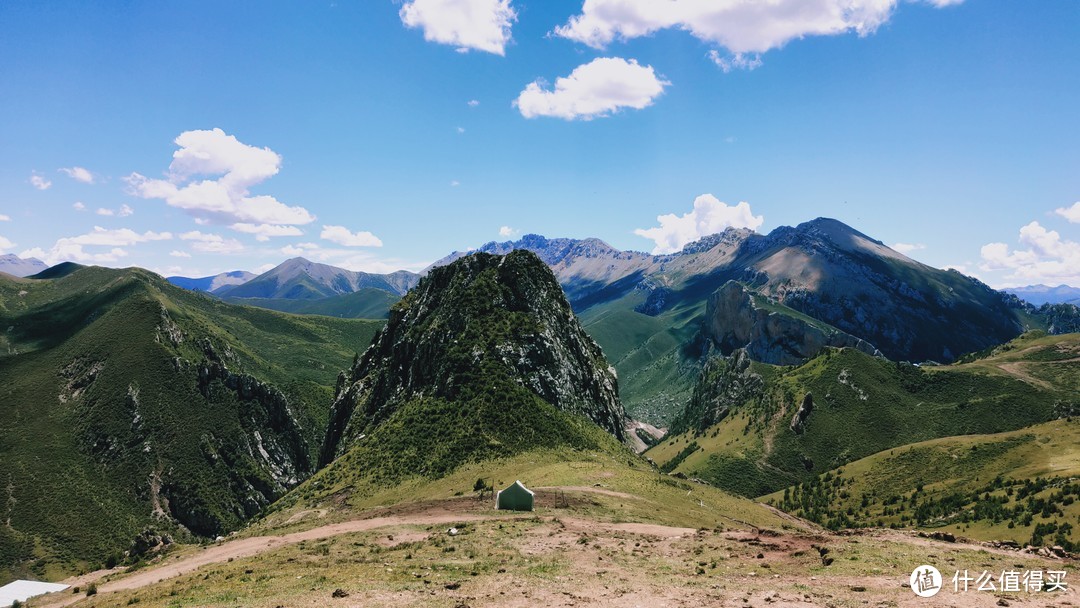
xmin=501 ymin=480 xmax=534 ymax=496
xmin=0 ymin=580 xmax=70 ymax=607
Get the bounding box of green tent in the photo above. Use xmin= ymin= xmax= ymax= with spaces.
xmin=495 ymin=480 xmax=534 ymax=511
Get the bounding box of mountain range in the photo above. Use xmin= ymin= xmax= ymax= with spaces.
xmin=1004 ymin=284 xmax=1080 ymax=306
xmin=0 ymin=254 xmax=47 ymax=278
xmin=3 ymin=218 xmax=1080 ymax=590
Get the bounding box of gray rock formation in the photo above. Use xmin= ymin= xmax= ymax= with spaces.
xmin=704 ymin=281 xmax=881 ymax=366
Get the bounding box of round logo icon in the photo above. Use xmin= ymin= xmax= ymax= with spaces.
xmin=910 ymin=565 xmax=943 ymax=598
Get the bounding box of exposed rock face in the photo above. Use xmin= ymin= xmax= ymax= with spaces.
xmin=321 ymin=250 xmax=627 ymax=466
xmin=673 ymin=348 xmax=764 ymax=433
xmin=790 ymin=393 xmax=814 ymax=434
xmin=704 ymin=281 xmax=881 ymax=366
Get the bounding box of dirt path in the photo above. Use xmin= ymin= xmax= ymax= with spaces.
xmin=37 ymin=489 xmax=702 ymax=607
xmin=996 ymin=361 xmax=1055 ymax=390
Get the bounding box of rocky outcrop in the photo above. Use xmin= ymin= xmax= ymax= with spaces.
xmin=321 ymin=250 xmax=627 ymax=466
xmin=789 ymin=393 xmax=814 ymax=434
xmin=704 ymin=281 xmax=881 ymax=366
xmin=673 ymin=348 xmax=765 ymax=433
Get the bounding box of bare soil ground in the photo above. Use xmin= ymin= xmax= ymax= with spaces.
xmin=35 ymin=487 xmax=1077 ymax=608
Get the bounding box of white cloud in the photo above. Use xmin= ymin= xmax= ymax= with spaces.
xmin=170 ymin=250 xmax=192 ymax=258
xmin=450 ymin=180 xmax=461 ymax=187
xmin=499 ymin=226 xmax=516 ymax=237
xmin=515 ymin=57 xmax=668 ymax=120
xmin=59 ymin=166 xmax=95 ymax=184
xmin=125 ymin=128 xmax=315 ymax=226
xmin=468 ymin=99 xmax=480 ymax=107
xmin=73 ymin=202 xmax=86 ymax=211
xmin=30 ymin=173 xmax=52 ymax=190
xmin=555 ymin=0 xmax=962 ymax=55
xmin=892 ymin=242 xmax=926 ymax=254
xmin=0 ymin=236 xmax=14 ymax=252
xmin=94 ymin=205 xmax=133 ymax=217
xmin=634 ymin=194 xmax=764 ymax=254
xmin=457 ymin=126 xmax=466 ymax=134
xmin=1055 ymin=201 xmax=1080 ymax=224
xmin=400 ymin=0 xmax=516 ymax=55
xmin=179 ymin=230 xmax=245 ymax=254
xmin=18 ymin=226 xmax=170 ymax=266
xmin=0 ymin=214 xmax=10 ymax=221
xmin=980 ymin=221 xmax=1080 ymax=286
xmin=229 ymin=222 xmax=303 ymax=241
xmin=708 ymin=50 xmax=762 ymax=73
xmin=320 ymin=225 xmax=383 ymax=247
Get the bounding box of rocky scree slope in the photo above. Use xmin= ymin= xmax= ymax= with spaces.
xmin=320 ymin=250 xmax=627 ymax=476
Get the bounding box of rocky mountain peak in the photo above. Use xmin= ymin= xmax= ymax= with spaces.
xmin=320 ymin=249 xmax=627 ymax=466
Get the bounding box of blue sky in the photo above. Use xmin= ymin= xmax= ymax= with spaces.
xmin=0 ymin=0 xmax=1077 ymax=287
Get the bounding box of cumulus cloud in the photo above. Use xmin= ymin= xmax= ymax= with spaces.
xmin=320 ymin=225 xmax=383 ymax=247
xmin=73 ymin=202 xmax=86 ymax=211
xmin=400 ymin=0 xmax=516 ymax=55
xmin=708 ymin=50 xmax=762 ymax=73
xmin=634 ymin=194 xmax=764 ymax=254
xmin=30 ymin=173 xmax=52 ymax=190
xmin=515 ymin=57 xmax=668 ymax=120
xmin=468 ymin=99 xmax=480 ymax=107
xmin=1055 ymin=201 xmax=1080 ymax=224
xmin=980 ymin=221 xmax=1080 ymax=286
xmin=499 ymin=226 xmax=516 ymax=237
xmin=0 ymin=236 xmax=14 ymax=252
xmin=179 ymin=230 xmax=245 ymax=254
xmin=229 ymin=223 xmax=303 ymax=241
xmin=19 ymin=226 xmax=171 ymax=265
xmin=891 ymin=242 xmax=926 ymax=255
xmin=0 ymin=214 xmax=10 ymax=221
xmin=170 ymin=250 xmax=192 ymax=258
xmin=126 ymin=128 xmax=315 ymax=227
xmin=60 ymin=166 xmax=95 ymax=184
xmin=555 ymin=0 xmax=962 ymax=55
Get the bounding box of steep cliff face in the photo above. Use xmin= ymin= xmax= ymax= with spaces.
xmin=703 ymin=281 xmax=881 ymax=366
xmin=321 ymin=250 xmax=627 ymax=469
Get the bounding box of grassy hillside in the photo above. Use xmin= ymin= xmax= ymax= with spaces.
xmin=222 ymin=287 xmax=399 ymax=319
xmin=578 ymin=291 xmax=705 ymax=425
xmin=760 ymin=419 xmax=1080 ymax=547
xmin=648 ymin=332 xmax=1077 ymax=498
xmin=0 ymin=266 xmax=383 ymax=583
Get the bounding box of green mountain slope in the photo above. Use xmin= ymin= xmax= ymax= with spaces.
xmin=760 ymin=418 xmax=1080 ymax=547
xmin=221 ymin=287 xmax=399 ymax=319
xmin=310 ymin=250 xmax=629 ymax=499
xmin=648 ymin=332 xmax=1078 ymax=498
xmin=0 ymin=266 xmax=382 ymax=581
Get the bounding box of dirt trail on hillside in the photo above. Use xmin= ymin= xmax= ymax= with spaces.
xmin=37 ymin=487 xmax=698 ymax=607
xmin=36 ymin=487 xmax=1075 ymax=608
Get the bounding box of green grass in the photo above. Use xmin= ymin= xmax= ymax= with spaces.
xmin=649 ymin=333 xmax=1079 ymax=499
xmin=0 ymin=266 xmax=384 ymax=582
xmin=760 ymin=419 xmax=1080 ymax=546
xmin=579 ymin=292 xmax=705 ymax=424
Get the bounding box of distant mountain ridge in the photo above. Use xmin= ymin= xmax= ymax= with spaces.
xmin=216 ymin=257 xmax=419 ymax=300
xmin=0 ymin=254 xmax=47 ymax=278
xmin=167 ymin=270 xmax=256 ymax=293
xmin=435 ymin=219 xmax=1029 ymax=363
xmin=1005 ymin=284 xmax=1080 ymax=306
